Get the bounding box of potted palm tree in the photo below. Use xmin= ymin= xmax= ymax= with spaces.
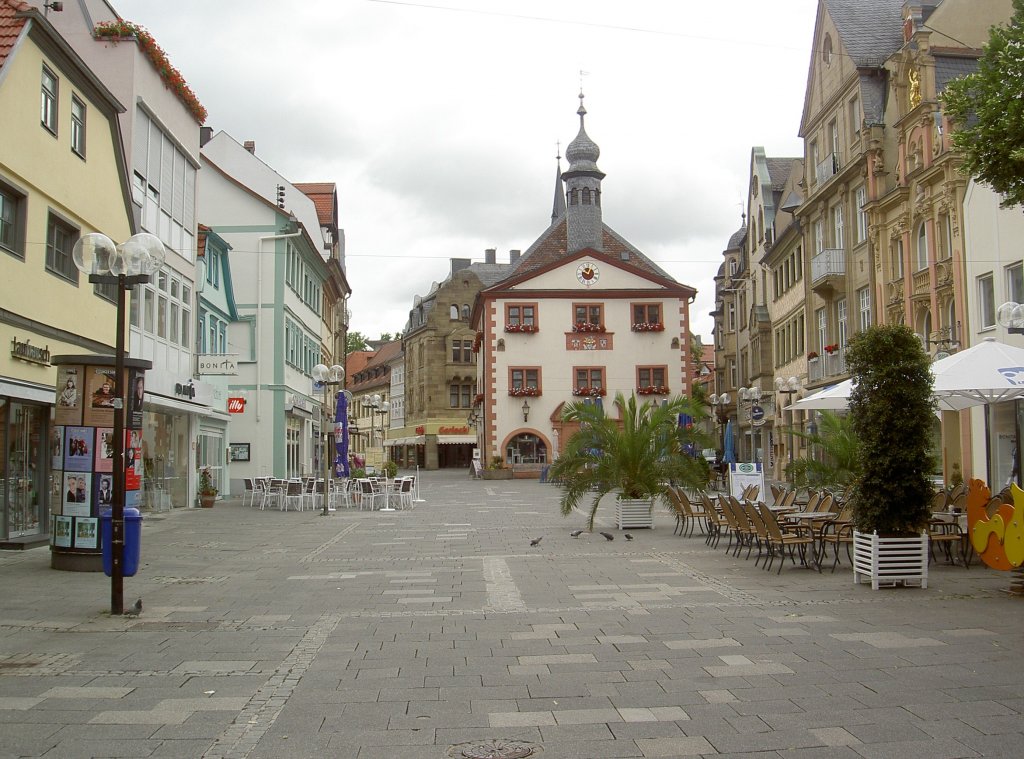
xmin=198 ymin=467 xmax=218 ymax=508
xmin=548 ymin=392 xmax=709 ymax=530
xmin=785 ymin=410 xmax=860 ymax=491
xmin=845 ymin=325 xmax=934 ymax=589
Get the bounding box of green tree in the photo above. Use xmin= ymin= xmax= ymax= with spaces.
xmin=346 ymin=331 xmax=370 ymax=353
xmin=943 ymin=1 xmax=1024 ymax=207
xmin=784 ymin=411 xmax=860 ymax=490
xmin=547 ymin=392 xmax=710 ymax=529
xmin=846 ymin=325 xmax=935 ymax=535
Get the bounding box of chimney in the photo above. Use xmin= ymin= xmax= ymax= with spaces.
xmin=485 ymin=248 xmax=496 ymax=264
xmin=243 ymin=140 xmax=256 ymax=154
xmin=509 ymin=249 xmax=521 ymax=263
xmin=200 ymin=126 xmax=213 ymax=147
xmin=451 ymin=258 xmax=471 ymax=276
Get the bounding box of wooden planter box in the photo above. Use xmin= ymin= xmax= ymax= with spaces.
xmin=853 ymin=530 xmax=928 ymax=590
xmin=616 ymin=498 xmax=653 ymax=529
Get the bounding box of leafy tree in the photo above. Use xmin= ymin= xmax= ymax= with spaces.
xmin=784 ymin=411 xmax=860 ymax=491
xmin=942 ymin=1 xmax=1024 ymax=207
xmin=346 ymin=331 xmax=370 ymax=353
xmin=845 ymin=325 xmax=935 ymax=535
xmin=547 ymin=392 xmax=711 ymax=529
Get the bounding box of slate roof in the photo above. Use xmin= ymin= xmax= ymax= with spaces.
xmin=294 ymin=182 xmax=336 ymax=227
xmin=0 ymin=0 xmax=30 ymax=68
xmin=824 ymin=0 xmax=905 ymax=67
xmin=935 ymin=54 xmax=979 ymax=94
xmin=726 ymin=225 xmax=747 ymax=251
xmin=765 ymin=158 xmax=799 ymax=192
xmin=508 ymin=217 xmax=671 ymax=280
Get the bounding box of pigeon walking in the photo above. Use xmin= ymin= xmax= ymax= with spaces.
xmin=529 ymin=536 xmax=543 ymax=547
xmin=600 ymin=532 xmax=614 ymax=541
xmin=570 ymin=529 xmax=584 ymax=538
xmin=124 ymin=598 xmax=142 ymax=617
xmin=624 ymin=533 xmax=634 ymax=541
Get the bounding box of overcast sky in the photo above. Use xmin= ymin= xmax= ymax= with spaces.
xmin=113 ymin=0 xmax=816 ymax=343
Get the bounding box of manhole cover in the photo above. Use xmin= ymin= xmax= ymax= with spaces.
xmin=447 ymin=739 xmax=540 ymax=759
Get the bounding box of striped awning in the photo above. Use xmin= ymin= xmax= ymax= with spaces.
xmin=437 ymin=435 xmax=476 ymax=445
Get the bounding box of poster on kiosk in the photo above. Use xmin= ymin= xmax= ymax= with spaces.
xmin=729 ymin=462 xmax=764 ymax=501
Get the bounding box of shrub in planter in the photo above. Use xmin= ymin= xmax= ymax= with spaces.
xmin=846 ymin=324 xmax=934 ymax=536
xmin=547 ymin=392 xmax=710 ymax=530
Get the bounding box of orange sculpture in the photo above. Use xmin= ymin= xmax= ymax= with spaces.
xmin=966 ymin=479 xmax=1024 ymax=570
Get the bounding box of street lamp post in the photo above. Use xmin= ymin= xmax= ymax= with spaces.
xmin=72 ymin=232 xmax=164 ymax=616
xmin=708 ymin=392 xmax=731 ymax=447
xmin=774 ymin=376 xmax=802 ymax=483
xmin=312 ymin=363 xmax=345 ymax=516
xmin=361 ymin=394 xmax=391 ymax=473
xmin=738 ymin=385 xmax=763 ymax=461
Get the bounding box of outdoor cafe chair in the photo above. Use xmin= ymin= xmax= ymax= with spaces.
xmin=701 ymin=492 xmax=727 ymax=548
xmin=759 ymin=502 xmax=817 ymax=573
xmin=262 ymin=479 xmax=286 ymax=510
xmin=741 ymin=500 xmax=769 ymax=566
xmin=676 ymin=487 xmax=710 ymax=537
xmin=282 ymin=479 xmax=304 ymax=511
xmin=241 ymin=478 xmax=257 ymax=508
xmin=358 ymin=478 xmax=386 ymax=511
xmin=813 ymin=503 xmax=854 ymax=572
xmin=300 ymin=478 xmax=317 ymax=511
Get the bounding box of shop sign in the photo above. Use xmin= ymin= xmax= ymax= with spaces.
xmin=10 ymin=336 xmax=51 ymax=366
xmin=439 ymin=425 xmax=469 ymax=434
xmin=197 ymin=354 xmax=238 ymax=375
xmin=174 ymin=380 xmax=196 ymax=400
xmin=227 ymin=397 xmax=247 ymax=413
xmin=415 ymin=425 xmax=425 ymax=434
xmin=288 ymin=395 xmax=309 ymax=411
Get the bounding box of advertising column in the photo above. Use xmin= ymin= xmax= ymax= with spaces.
xmin=50 ymin=355 xmax=150 ymax=571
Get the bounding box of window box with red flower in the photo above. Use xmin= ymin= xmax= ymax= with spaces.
xmin=637 ymin=385 xmax=670 ymax=395
xmin=509 ymin=387 xmax=540 ymax=397
xmin=93 ymin=21 xmax=208 ymax=124
xmin=572 ymin=387 xmax=607 ymax=397
xmin=631 ymin=322 xmax=665 ymax=332
xmin=824 ymin=343 xmax=840 ymax=354
xmin=504 ymin=323 xmax=538 ymax=333
xmin=807 ymin=351 xmax=819 ymax=360
xmin=572 ymin=322 xmax=606 ymax=333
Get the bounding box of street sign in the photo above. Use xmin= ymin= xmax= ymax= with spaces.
xmin=750 ymin=404 xmax=765 ymax=426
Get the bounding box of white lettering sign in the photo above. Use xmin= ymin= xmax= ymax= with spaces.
xmin=197 ymin=354 xmax=238 ymax=375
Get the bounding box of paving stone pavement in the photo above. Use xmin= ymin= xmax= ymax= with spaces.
xmin=0 ymin=470 xmax=1022 ymax=759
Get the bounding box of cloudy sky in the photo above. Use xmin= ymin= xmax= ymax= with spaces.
xmin=113 ymin=0 xmax=817 ymax=343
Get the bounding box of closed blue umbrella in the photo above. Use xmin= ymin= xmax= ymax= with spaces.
xmin=723 ymin=419 xmax=736 ymax=464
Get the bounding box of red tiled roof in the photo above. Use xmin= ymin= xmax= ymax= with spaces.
xmin=0 ymin=1 xmax=31 ymax=69
xmin=345 ymin=351 xmax=374 ymax=380
xmin=196 ymin=223 xmax=211 ymax=259
xmin=295 ymin=182 xmax=336 ymax=227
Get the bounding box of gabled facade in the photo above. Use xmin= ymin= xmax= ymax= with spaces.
xmin=0 ymin=0 xmax=133 ymax=542
xmin=34 ymin=0 xmax=216 ymax=508
xmin=398 ymin=254 xmax=509 ymax=470
xmin=797 ymin=0 xmax=904 ymax=394
xmin=348 ymin=340 xmax=400 ymax=471
xmin=473 ymin=98 xmax=697 ymax=473
xmin=199 ymin=132 xmax=334 ymax=482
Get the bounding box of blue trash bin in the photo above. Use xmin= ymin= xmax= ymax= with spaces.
xmin=100 ymin=507 xmax=142 ymax=577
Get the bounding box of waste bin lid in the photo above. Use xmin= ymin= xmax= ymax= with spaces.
xmin=99 ymin=507 xmax=142 ymax=519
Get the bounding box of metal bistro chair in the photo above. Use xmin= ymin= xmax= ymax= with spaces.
xmin=358 ymin=478 xmax=386 ymax=511
xmin=300 ymin=478 xmax=317 ymax=511
xmin=262 ymin=478 xmax=286 ymax=510
xmin=281 ymin=479 xmax=304 ymax=512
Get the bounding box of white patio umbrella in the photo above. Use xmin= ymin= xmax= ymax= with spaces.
xmin=930 ymin=337 xmax=1024 ymax=410
xmin=787 ymin=379 xmax=854 ymax=411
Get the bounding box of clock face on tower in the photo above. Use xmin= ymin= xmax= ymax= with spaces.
xmin=576 ymin=261 xmax=600 ymax=286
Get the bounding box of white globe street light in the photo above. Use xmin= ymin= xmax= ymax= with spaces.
xmin=71 ymin=232 xmax=164 ymax=616
xmin=313 ymin=364 xmax=345 ymax=515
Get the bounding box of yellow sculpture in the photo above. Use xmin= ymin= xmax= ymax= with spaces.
xmin=908 ymin=67 xmax=921 ymax=109
xmin=967 ymin=479 xmax=1024 ymax=570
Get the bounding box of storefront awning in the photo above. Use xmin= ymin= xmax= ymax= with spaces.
xmin=384 ymin=435 xmax=426 ymax=447
xmin=437 ymin=435 xmax=476 ymax=445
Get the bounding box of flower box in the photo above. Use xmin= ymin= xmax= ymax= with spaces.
xmin=824 ymin=344 xmax=840 ymax=354
xmin=572 ymin=323 xmax=606 ymax=333
xmin=631 ymin=322 xmax=665 ymax=332
xmin=504 ymin=324 xmax=538 ymax=333
xmin=853 ymin=530 xmax=928 ymax=590
xmin=509 ymin=387 xmax=540 ymax=397
xmin=637 ymin=386 xmax=670 ymax=395
xmin=572 ymin=387 xmax=607 ymax=397
xmin=807 ymin=352 xmax=819 ymax=360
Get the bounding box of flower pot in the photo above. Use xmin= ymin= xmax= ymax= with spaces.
xmin=615 ymin=498 xmax=654 ymax=529
xmin=199 ymin=494 xmax=216 ymax=508
xmin=853 ymin=530 xmax=928 ymax=589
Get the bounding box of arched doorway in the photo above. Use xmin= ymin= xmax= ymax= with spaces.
xmin=505 ymin=433 xmax=547 ymax=465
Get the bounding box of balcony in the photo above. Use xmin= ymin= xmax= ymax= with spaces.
xmin=815 ymin=152 xmax=840 ymax=185
xmin=807 ymin=348 xmax=847 ymax=383
xmin=811 ymin=248 xmax=846 ymax=294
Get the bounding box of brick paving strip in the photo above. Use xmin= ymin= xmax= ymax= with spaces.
xmin=202 ymin=613 xmax=343 ymax=759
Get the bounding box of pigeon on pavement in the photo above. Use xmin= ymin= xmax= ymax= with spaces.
xmin=600 ymin=532 xmax=614 ymax=541
xmin=570 ymin=529 xmax=584 ymax=538
xmin=529 ymin=536 xmax=543 ymax=547
xmin=624 ymin=533 xmax=634 ymax=541
xmin=124 ymin=598 xmax=142 ymax=617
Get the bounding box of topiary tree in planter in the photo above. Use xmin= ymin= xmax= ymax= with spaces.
xmin=548 ymin=392 xmax=710 ymax=530
xmin=846 ymin=324 xmax=935 ymax=536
